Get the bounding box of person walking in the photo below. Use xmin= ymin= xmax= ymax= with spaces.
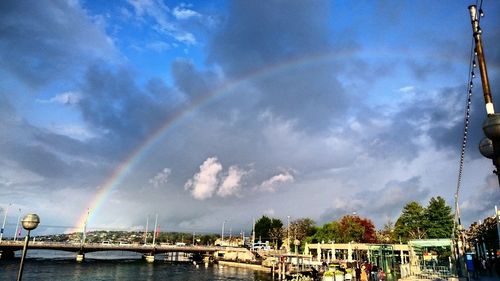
xmin=355 ymin=266 xmax=361 ymax=281
xmin=360 ymin=265 xmax=368 ymax=281
xmin=377 ymin=268 xmax=386 ymax=281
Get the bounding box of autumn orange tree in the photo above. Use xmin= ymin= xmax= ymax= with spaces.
xmin=338 ymin=215 xmax=377 ymax=243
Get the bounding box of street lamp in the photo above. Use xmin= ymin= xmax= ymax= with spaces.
xmin=0 ymin=203 xmax=11 ymax=243
xmin=17 ymin=213 xmax=40 ymax=281
xmin=221 ymin=220 xmax=226 ymax=243
xmin=287 ymin=216 xmax=290 ymax=254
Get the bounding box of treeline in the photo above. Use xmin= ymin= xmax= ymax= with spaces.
xmin=38 ymin=230 xmax=220 ymax=245
xmin=253 ymin=196 xmax=454 ymax=249
xmin=38 ymin=196 xmax=459 ymax=247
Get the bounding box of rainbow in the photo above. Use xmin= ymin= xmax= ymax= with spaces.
xmin=73 ymin=48 xmax=463 ymax=231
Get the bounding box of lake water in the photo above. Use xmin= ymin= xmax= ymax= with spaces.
xmin=0 ymin=251 xmax=273 ymax=281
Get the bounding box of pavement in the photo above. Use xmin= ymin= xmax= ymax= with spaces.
xmin=397 ymin=274 xmax=500 ymax=281
xmin=468 ymin=275 xmax=500 ymax=281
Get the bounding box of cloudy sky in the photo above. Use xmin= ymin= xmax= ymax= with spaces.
xmin=1 ymin=0 xmax=500 ymax=236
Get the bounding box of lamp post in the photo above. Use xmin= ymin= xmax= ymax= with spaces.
xmin=17 ymin=213 xmax=40 ymax=281
xmin=14 ymin=209 xmax=21 ymax=241
xmin=0 ymin=203 xmax=11 ymax=243
xmin=287 ymin=216 xmax=290 ymax=254
xmin=495 ymin=206 xmax=500 ymax=250
xmin=221 ymin=220 xmax=226 ymax=243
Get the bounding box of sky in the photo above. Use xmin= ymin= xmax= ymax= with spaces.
xmin=1 ymin=0 xmax=500 ymax=237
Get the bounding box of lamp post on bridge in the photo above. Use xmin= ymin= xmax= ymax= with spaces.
xmin=17 ymin=213 xmax=40 ymax=281
xmin=221 ymin=220 xmax=227 ymax=244
xmin=0 ymin=203 xmax=11 ymax=243
xmin=14 ymin=208 xmax=21 ymax=241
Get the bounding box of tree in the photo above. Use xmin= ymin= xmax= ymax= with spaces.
xmin=269 ymin=226 xmax=283 ymax=248
xmin=289 ymin=218 xmax=316 ymax=242
xmin=339 ymin=215 xmax=365 ymax=243
xmin=377 ymin=220 xmax=396 ymax=243
xmin=255 ymin=216 xmax=272 ymax=241
xmin=254 ymin=215 xmax=283 ymax=242
xmin=394 ymin=201 xmax=426 ymax=242
xmin=339 ymin=215 xmax=377 ymax=243
xmin=423 ymin=196 xmax=453 ymax=239
xmin=308 ymin=221 xmax=340 ymax=243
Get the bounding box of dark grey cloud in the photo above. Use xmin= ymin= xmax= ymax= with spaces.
xmin=2 ymin=143 xmax=69 ymax=179
xmin=78 ymin=64 xmax=183 ymax=151
xmin=0 ymin=0 xmax=114 ymax=88
xmin=319 ymin=177 xmax=429 ymax=225
xmin=254 ymin=62 xmax=348 ymax=132
xmin=407 ymin=60 xmax=455 ymax=81
xmin=0 ymin=94 xmax=109 ymax=189
xmin=202 ymin=0 xmax=361 ymax=133
xmin=354 ymin=84 xmax=486 ymax=162
xmin=171 ymin=59 xmax=220 ymax=100
xmin=461 ymin=174 xmax=500 ymax=225
xmin=208 ymin=0 xmax=332 ymax=77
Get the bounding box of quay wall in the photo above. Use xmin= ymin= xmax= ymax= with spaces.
xmin=218 ymin=260 xmax=271 ymax=272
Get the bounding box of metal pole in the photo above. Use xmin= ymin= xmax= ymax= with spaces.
xmin=14 ymin=209 xmax=21 ymax=241
xmin=16 ymin=230 xmax=31 ymax=281
xmin=496 ymin=206 xmax=500 ymax=250
xmin=152 ymin=214 xmax=158 ymax=245
xmin=144 ymin=216 xmax=149 ymax=245
xmin=469 ymin=5 xmax=494 ymax=115
xmin=0 ymin=203 xmax=11 ymax=242
xmin=470 ymin=5 xmax=500 ymax=185
xmin=287 ymin=216 xmax=290 ymax=254
xmin=82 ymin=209 xmax=90 ymax=244
xmin=221 ymin=220 xmax=226 ymax=243
xmin=252 ymin=219 xmax=255 ymax=251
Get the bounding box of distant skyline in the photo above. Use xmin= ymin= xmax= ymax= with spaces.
xmin=1 ymin=0 xmax=500 ymax=236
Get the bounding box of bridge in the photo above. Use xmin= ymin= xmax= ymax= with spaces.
xmin=0 ymin=241 xmax=252 ymax=262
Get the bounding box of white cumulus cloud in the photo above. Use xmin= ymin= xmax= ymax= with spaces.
xmin=184 ymin=157 xmax=222 ymax=200
xmin=217 ymin=166 xmax=247 ymax=197
xmin=259 ymin=170 xmax=295 ymax=192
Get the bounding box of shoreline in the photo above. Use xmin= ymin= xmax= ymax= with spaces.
xmin=217 ymin=260 xmax=272 ymax=273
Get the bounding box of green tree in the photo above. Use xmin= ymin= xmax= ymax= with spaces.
xmin=394 ymin=201 xmax=426 ymax=242
xmin=254 ymin=215 xmax=283 ymax=242
xmin=307 ymin=221 xmax=341 ymax=243
xmin=423 ymin=196 xmax=453 ymax=238
xmin=255 ymin=215 xmax=272 ymax=241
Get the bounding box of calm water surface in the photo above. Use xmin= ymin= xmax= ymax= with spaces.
xmin=0 ymin=251 xmax=274 ymax=281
